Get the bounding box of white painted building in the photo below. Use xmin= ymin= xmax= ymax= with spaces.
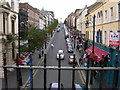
xmin=0 ymin=0 xmax=19 ymax=80
xmin=39 ymin=13 xmax=46 ymax=30
xmin=76 ymin=5 xmax=88 ymax=34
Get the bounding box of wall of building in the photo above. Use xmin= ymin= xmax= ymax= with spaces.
xmin=86 ymin=1 xmax=120 ymax=46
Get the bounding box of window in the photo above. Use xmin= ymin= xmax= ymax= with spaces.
xmin=100 ymin=11 xmax=102 ymax=24
xmin=118 ymin=3 xmax=120 ymax=19
xmin=104 ymin=10 xmax=107 ymax=23
xmin=3 ymin=13 xmax=5 ymax=34
xmin=11 ymin=0 xmax=14 ymax=10
xmin=110 ymin=7 xmax=113 ymax=21
xmin=12 ymin=42 xmax=15 ymax=59
xmin=104 ymin=31 xmax=107 ymax=44
xmin=11 ymin=20 xmax=15 ymax=34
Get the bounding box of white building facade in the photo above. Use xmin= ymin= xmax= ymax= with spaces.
xmin=0 ymin=0 xmax=19 ymax=80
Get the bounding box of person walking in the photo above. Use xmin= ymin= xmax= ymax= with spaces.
xmin=41 ymin=49 xmax=44 ymax=56
xmin=39 ymin=53 xmax=41 ymax=59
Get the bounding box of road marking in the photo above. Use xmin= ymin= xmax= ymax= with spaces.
xmin=23 ymin=30 xmax=57 ymax=89
xmin=77 ymin=70 xmax=85 ymax=85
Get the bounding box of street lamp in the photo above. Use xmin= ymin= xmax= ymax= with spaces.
xmin=90 ymin=14 xmax=96 ymax=85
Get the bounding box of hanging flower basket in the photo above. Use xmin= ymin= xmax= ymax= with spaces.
xmin=89 ymin=53 xmax=98 ymax=61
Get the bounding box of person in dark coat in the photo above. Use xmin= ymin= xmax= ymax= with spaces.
xmin=84 ymin=39 xmax=88 ymax=51
xmin=39 ymin=53 xmax=41 ymax=59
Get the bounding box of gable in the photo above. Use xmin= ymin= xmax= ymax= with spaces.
xmin=0 ymin=1 xmax=11 ymax=9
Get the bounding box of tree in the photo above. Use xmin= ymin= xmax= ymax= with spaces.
xmin=20 ymin=19 xmax=58 ymax=53
xmin=20 ymin=24 xmax=47 ymax=53
xmin=46 ymin=19 xmax=58 ymax=34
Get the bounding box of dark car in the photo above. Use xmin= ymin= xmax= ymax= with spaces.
xmin=68 ymin=46 xmax=73 ymax=53
xmin=49 ymin=83 xmax=64 ymax=90
xmin=68 ymin=55 xmax=77 ymax=64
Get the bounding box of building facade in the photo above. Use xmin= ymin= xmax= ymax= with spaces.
xmin=85 ymin=0 xmax=120 ymax=46
xmin=0 ymin=0 xmax=19 ymax=78
xmin=41 ymin=9 xmax=55 ymax=27
xmin=19 ymin=3 xmax=40 ymax=28
xmin=76 ymin=6 xmax=87 ymax=34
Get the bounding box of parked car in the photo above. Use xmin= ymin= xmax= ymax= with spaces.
xmin=68 ymin=46 xmax=73 ymax=53
xmin=66 ymin=38 xmax=72 ymax=42
xmin=66 ymin=40 xmax=72 ymax=45
xmin=67 ymin=43 xmax=72 ymax=47
xmin=56 ymin=50 xmax=64 ymax=60
xmin=65 ymin=31 xmax=69 ymax=39
xmin=49 ymin=83 xmax=64 ymax=90
xmin=68 ymin=55 xmax=77 ymax=64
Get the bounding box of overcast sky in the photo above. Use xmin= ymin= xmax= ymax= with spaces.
xmin=20 ymin=0 xmax=96 ymax=22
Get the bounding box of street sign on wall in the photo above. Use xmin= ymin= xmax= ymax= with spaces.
xmin=109 ymin=32 xmax=120 ymax=46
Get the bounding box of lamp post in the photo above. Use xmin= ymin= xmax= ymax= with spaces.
xmin=90 ymin=14 xmax=96 ymax=85
xmin=92 ymin=14 xmax=96 ymax=54
xmin=18 ymin=13 xmax=23 ymax=87
xmin=18 ymin=13 xmax=21 ymax=57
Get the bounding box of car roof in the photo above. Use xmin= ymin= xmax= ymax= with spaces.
xmin=58 ymin=50 xmax=63 ymax=52
xmin=51 ymin=83 xmax=58 ymax=88
xmin=75 ymin=84 xmax=82 ymax=88
xmin=70 ymin=55 xmax=74 ymax=58
xmin=51 ymin=83 xmax=63 ymax=88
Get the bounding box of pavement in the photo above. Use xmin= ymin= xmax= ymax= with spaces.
xmin=74 ymin=41 xmax=110 ymax=89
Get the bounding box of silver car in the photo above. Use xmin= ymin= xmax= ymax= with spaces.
xmin=56 ymin=50 xmax=64 ymax=60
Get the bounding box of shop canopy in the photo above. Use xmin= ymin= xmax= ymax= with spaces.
xmin=85 ymin=46 xmax=109 ymax=62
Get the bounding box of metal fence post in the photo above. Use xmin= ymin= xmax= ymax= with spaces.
xmin=113 ymin=54 xmax=119 ymax=90
xmin=3 ymin=53 xmax=8 ymax=89
xmin=99 ymin=54 xmax=104 ymax=90
xmin=30 ymin=53 xmax=33 ymax=90
xmin=72 ymin=53 xmax=75 ymax=90
xmin=86 ymin=55 xmax=90 ymax=90
xmin=58 ymin=54 xmax=61 ymax=90
xmin=90 ymin=61 xmax=94 ymax=85
xmin=44 ymin=53 xmax=47 ymax=90
xmin=16 ymin=53 xmax=20 ymax=90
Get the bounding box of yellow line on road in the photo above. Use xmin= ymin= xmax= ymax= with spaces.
xmin=77 ymin=70 xmax=86 ymax=85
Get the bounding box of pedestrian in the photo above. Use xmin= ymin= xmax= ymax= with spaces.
xmin=39 ymin=53 xmax=41 ymax=59
xmin=41 ymin=49 xmax=44 ymax=56
xmin=79 ymin=58 xmax=83 ymax=66
xmin=84 ymin=39 xmax=88 ymax=51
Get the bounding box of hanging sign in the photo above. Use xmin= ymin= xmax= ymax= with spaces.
xmin=109 ymin=32 xmax=120 ymax=46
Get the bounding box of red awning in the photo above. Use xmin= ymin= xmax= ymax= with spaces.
xmin=85 ymin=46 xmax=109 ymax=62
